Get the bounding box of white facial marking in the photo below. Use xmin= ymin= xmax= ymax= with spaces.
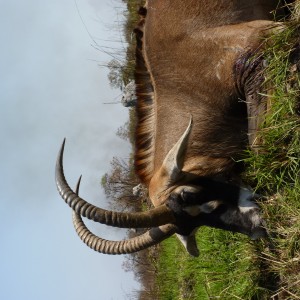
xmin=182 ymin=201 xmax=221 ymax=216
xmin=200 ymin=201 xmax=221 ymax=214
xmin=250 ymin=214 xmax=261 ymax=227
xmin=238 ymin=187 xmax=258 ymax=213
xmin=176 ymin=185 xmax=202 ymax=194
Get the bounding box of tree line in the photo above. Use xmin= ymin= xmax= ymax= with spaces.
xmin=101 ymin=1 xmax=158 ymax=298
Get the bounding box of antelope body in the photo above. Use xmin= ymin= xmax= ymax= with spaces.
xmin=56 ymin=0 xmax=286 ymax=256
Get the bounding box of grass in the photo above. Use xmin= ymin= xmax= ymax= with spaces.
xmin=242 ymin=7 xmax=300 ymax=298
xmin=150 ymin=6 xmax=300 ymax=300
xmin=154 ymin=231 xmax=264 ymax=299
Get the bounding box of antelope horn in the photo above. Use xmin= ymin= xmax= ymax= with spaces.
xmin=162 ymin=115 xmax=192 ymax=183
xmin=55 ymin=139 xmax=176 ymax=228
xmin=73 ymin=177 xmax=177 ymax=254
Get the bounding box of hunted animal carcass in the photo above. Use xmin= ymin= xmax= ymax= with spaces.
xmin=56 ymin=0 xmax=288 ymax=256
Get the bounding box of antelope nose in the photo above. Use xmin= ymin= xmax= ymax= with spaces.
xmin=250 ymin=227 xmax=268 ymax=240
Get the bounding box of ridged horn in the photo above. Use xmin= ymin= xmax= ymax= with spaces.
xmin=73 ymin=212 xmax=177 ymax=254
xmin=55 ymin=139 xmax=176 ymax=228
xmin=73 ymin=176 xmax=177 ymax=254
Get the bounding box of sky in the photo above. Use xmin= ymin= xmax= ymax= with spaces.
xmin=0 ymin=1 xmax=141 ymax=299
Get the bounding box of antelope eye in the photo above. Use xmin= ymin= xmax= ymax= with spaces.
xmin=180 ymin=189 xmax=196 ymax=202
xmin=179 ymin=186 xmax=204 ymax=204
xmin=180 ymin=190 xmax=186 ymax=201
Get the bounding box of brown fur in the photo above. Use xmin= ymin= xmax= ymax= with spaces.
xmin=134 ymin=1 xmax=281 ymax=206
xmin=134 ymin=12 xmax=156 ymax=184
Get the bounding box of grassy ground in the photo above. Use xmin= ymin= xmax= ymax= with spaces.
xmin=154 ymin=231 xmax=264 ymax=299
xmin=151 ymin=6 xmax=300 ymax=300
xmin=243 ymin=6 xmax=300 ymax=298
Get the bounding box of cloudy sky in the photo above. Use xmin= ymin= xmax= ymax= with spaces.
xmin=0 ymin=1 xmax=140 ymax=299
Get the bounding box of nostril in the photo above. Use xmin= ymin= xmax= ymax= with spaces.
xmin=250 ymin=227 xmax=268 ymax=240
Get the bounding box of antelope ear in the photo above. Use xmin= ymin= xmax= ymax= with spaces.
xmin=176 ymin=233 xmax=199 ymax=257
xmin=162 ymin=116 xmax=193 ymax=184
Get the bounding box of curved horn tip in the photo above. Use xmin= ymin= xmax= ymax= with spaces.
xmin=187 ymin=114 xmax=193 ymax=133
xmin=61 ymin=138 xmax=66 ymax=154
xmin=75 ymin=175 xmax=82 ymax=194
xmin=60 ymin=138 xmax=66 ymax=150
xmin=56 ymin=138 xmax=67 ymax=167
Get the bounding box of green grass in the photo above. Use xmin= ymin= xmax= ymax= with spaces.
xmin=242 ymin=14 xmax=300 ymax=298
xmin=151 ymin=8 xmax=300 ymax=300
xmin=154 ymin=230 xmax=265 ymax=300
